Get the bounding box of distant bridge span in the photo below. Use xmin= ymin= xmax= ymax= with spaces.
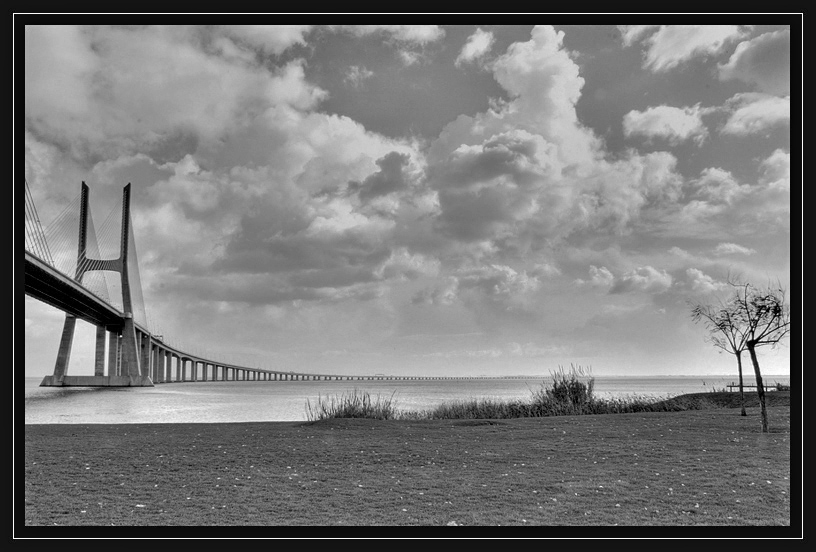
xmin=25 ymin=181 xmax=541 ymax=387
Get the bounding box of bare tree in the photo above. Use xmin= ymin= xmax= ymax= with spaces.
xmin=691 ymin=279 xmax=790 ymax=432
xmin=731 ymin=280 xmax=790 ymax=433
xmin=691 ymin=300 xmax=750 ymax=416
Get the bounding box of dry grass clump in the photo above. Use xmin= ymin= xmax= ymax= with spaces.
xmin=305 ymin=389 xmax=399 ymax=421
xmin=303 ymin=365 xmax=790 ymax=421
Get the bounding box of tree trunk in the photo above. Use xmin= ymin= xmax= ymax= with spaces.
xmin=736 ymin=351 xmax=746 ymax=417
xmin=746 ymin=342 xmax=768 ymax=433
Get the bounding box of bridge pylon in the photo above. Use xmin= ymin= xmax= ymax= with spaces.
xmin=41 ymin=182 xmax=153 ymax=387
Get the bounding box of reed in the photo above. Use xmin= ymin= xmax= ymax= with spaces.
xmin=303 ymin=364 xmax=781 ymax=420
xmin=305 ymin=388 xmax=399 ymax=421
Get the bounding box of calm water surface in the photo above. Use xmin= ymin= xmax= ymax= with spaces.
xmin=23 ymin=375 xmax=789 ymax=424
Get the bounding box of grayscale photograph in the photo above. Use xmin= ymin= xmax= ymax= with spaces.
xmin=19 ymin=16 xmax=797 ymax=536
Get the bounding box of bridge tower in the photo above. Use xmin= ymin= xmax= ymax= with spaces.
xmin=41 ymin=183 xmax=153 ymax=387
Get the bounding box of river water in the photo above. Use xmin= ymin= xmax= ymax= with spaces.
xmin=22 ymin=374 xmax=790 ymax=424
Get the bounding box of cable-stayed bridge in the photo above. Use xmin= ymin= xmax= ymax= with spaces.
xmin=25 ymin=179 xmax=529 ymax=387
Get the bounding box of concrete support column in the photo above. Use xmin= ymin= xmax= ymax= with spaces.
xmin=151 ymin=345 xmax=158 ymax=382
xmin=52 ymin=314 xmax=77 ymax=381
xmin=165 ymin=351 xmax=172 ymax=382
xmin=156 ymin=349 xmax=165 ymax=383
xmin=94 ymin=325 xmax=106 ymax=376
xmin=140 ymin=333 xmax=151 ymax=380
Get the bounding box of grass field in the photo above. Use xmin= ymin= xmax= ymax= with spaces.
xmin=21 ymin=391 xmax=796 ymax=535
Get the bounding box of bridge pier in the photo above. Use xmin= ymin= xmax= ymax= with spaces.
xmin=165 ymin=350 xmax=173 ymax=383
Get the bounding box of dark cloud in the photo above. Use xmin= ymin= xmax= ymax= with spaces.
xmin=349 ymin=151 xmax=413 ymax=200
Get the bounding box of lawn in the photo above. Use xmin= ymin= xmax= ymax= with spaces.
xmin=20 ymin=393 xmax=796 ymax=536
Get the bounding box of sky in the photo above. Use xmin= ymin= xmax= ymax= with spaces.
xmin=21 ymin=19 xmax=796 ymax=378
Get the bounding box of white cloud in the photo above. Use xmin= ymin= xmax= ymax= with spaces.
xmin=23 ymin=25 xmax=442 ymax=310
xmin=430 ymin=25 xmax=691 ymax=253
xmin=610 ymin=266 xmax=673 ymax=294
xmin=455 ymin=28 xmax=495 ymax=67
xmin=635 ymin=25 xmax=748 ymax=72
xmin=759 ymin=149 xmax=790 ymax=192
xmin=432 ymin=130 xmax=563 ymax=242
xmin=618 ymin=25 xmax=659 ymax=47
xmin=457 ymin=264 xmax=541 ymax=297
xmin=220 ymin=25 xmax=313 ymax=55
xmin=623 ymin=104 xmax=709 ymax=145
xmin=344 ymin=65 xmax=374 ymax=87
xmin=576 ymin=265 xmax=615 ymax=288
xmin=713 ymin=242 xmax=756 ymax=256
xmin=329 ymin=25 xmax=445 ymax=44
xmin=24 ymin=26 xmax=329 ymax=161
xmin=691 ymin=167 xmax=750 ymax=204
xmin=719 ymin=29 xmax=790 ymax=95
xmin=720 ymin=93 xmax=790 ymax=135
xmin=685 ymin=268 xmax=726 ymax=294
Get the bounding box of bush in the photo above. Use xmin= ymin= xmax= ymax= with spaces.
xmin=530 ymin=364 xmax=596 ymax=416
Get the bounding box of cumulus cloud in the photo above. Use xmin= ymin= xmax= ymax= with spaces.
xmin=455 ymin=28 xmax=495 ymax=67
xmin=23 ymin=25 xmax=444 ymax=309
xmin=689 ymin=167 xmax=750 ymax=205
xmin=428 ymin=25 xmax=692 ymax=257
xmin=349 ymin=151 xmax=415 ymax=201
xmin=24 ymin=26 xmax=328 ymax=162
xmin=576 ymin=265 xmax=615 ymax=288
xmin=713 ymin=242 xmax=756 ymax=256
xmin=720 ymin=93 xmax=790 ymax=135
xmin=412 ymin=264 xmax=542 ymax=307
xmin=610 ymin=266 xmax=673 ymax=294
xmin=759 ymin=149 xmax=790 ymax=192
xmin=431 ymin=130 xmax=563 ymax=242
xmin=685 ymin=268 xmax=726 ymax=294
xmin=457 ymin=264 xmax=541 ymax=297
xmin=574 ymin=151 xmax=683 ymax=235
xmin=623 ymin=104 xmax=710 ymax=145
xmin=427 ymin=26 xmax=601 ymax=250
xmin=632 ymin=25 xmax=749 ymax=72
xmin=618 ymin=25 xmax=659 ymax=47
xmin=719 ymin=29 xmax=790 ymax=95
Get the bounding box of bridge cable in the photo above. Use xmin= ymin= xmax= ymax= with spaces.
xmin=24 ymin=177 xmax=55 ymax=266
